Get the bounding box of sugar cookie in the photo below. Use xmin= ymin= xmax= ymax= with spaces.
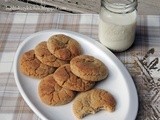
xmin=38 ymin=75 xmax=76 ymax=105
xmin=73 ymin=89 xmax=116 ymax=119
xmin=54 ymin=64 xmax=95 ymax=91
xmin=70 ymin=55 xmax=108 ymax=81
xmin=47 ymin=34 xmax=81 ymax=60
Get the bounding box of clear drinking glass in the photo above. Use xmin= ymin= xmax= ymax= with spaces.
xmin=98 ymin=0 xmax=138 ymax=52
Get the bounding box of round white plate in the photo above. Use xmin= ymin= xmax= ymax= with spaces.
xmin=13 ymin=29 xmax=138 ymax=120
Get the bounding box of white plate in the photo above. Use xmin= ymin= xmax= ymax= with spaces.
xmin=13 ymin=29 xmax=138 ymax=120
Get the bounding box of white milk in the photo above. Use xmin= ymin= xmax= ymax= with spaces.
xmin=99 ymin=7 xmax=137 ymax=52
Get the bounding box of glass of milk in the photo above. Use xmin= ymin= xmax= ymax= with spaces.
xmin=99 ymin=0 xmax=138 ymax=52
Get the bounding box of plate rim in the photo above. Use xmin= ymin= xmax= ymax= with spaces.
xmin=13 ymin=29 xmax=138 ymax=120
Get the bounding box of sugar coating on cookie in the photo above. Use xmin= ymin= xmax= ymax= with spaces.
xmin=35 ymin=41 xmax=68 ymax=67
xmin=38 ymin=75 xmax=76 ymax=106
xmin=53 ymin=64 xmax=95 ymax=91
xmin=73 ymin=89 xmax=116 ymax=119
xmin=47 ymin=34 xmax=81 ymax=60
xmin=70 ymin=55 xmax=108 ymax=81
xmin=19 ymin=50 xmax=56 ymax=79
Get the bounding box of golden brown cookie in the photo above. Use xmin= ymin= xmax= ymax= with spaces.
xmin=70 ymin=55 xmax=108 ymax=81
xmin=47 ymin=34 xmax=81 ymax=60
xmin=53 ymin=64 xmax=95 ymax=91
xmin=72 ymin=89 xmax=116 ymax=119
xmin=35 ymin=41 xmax=68 ymax=67
xmin=19 ymin=50 xmax=56 ymax=79
xmin=38 ymin=74 xmax=76 ymax=106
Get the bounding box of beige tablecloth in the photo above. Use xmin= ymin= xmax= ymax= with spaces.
xmin=0 ymin=12 xmax=160 ymax=120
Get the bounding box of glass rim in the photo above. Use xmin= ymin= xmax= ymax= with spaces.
xmin=102 ymin=0 xmax=138 ymax=14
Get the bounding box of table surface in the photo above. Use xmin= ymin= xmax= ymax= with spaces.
xmin=0 ymin=12 xmax=160 ymax=120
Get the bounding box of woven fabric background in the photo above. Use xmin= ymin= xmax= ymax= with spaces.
xmin=0 ymin=12 xmax=160 ymax=120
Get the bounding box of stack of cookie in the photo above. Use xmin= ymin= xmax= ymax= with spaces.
xmin=20 ymin=34 xmax=81 ymax=78
xmin=19 ymin=34 xmax=116 ymax=119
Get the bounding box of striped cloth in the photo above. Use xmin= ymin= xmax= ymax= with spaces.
xmin=0 ymin=12 xmax=160 ymax=120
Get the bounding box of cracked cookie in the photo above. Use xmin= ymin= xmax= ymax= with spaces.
xmin=38 ymin=74 xmax=76 ymax=106
xmin=35 ymin=41 xmax=68 ymax=67
xmin=70 ymin=55 xmax=108 ymax=81
xmin=72 ymin=89 xmax=116 ymax=119
xmin=47 ymin=34 xmax=81 ymax=60
xmin=53 ymin=64 xmax=95 ymax=91
xmin=19 ymin=50 xmax=56 ymax=79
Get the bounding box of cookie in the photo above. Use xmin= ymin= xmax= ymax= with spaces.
xmin=19 ymin=50 xmax=56 ymax=79
xmin=53 ymin=64 xmax=95 ymax=91
xmin=72 ymin=89 xmax=116 ymax=119
xmin=38 ymin=74 xmax=76 ymax=106
xmin=47 ymin=34 xmax=81 ymax=60
xmin=35 ymin=41 xmax=68 ymax=67
xmin=70 ymin=55 xmax=108 ymax=81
